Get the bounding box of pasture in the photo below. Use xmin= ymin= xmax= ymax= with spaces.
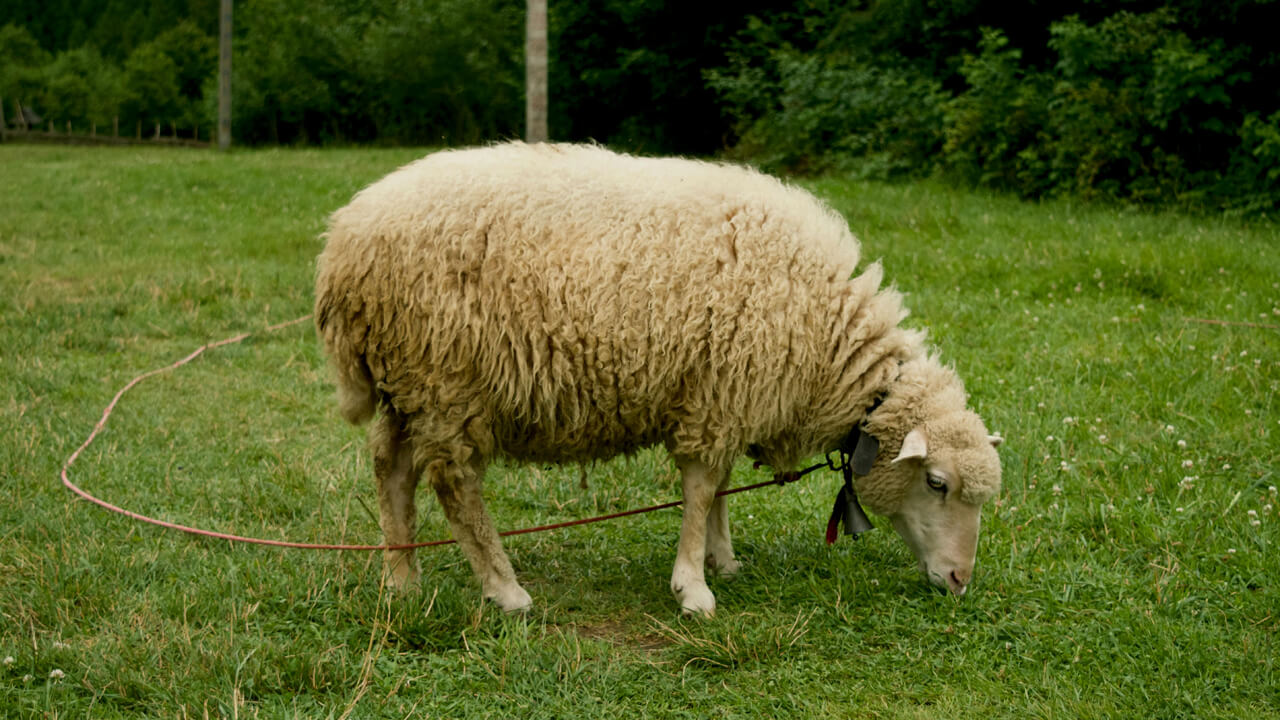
xmin=1 ymin=145 xmax=1276 ymax=718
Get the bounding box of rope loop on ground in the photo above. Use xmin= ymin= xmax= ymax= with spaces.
xmin=60 ymin=316 xmax=812 ymax=551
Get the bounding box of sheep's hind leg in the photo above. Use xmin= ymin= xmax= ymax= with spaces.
xmin=704 ymin=465 xmax=741 ymax=577
xmin=671 ymin=458 xmax=723 ymax=617
xmin=371 ymin=412 xmax=421 ymax=591
xmin=428 ymin=450 xmax=532 ymax=613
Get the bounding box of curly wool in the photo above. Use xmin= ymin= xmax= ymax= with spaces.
xmin=858 ymin=356 xmax=1001 ymax=512
xmin=315 ymin=142 xmax=926 ymax=477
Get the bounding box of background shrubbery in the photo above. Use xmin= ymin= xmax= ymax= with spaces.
xmin=2 ymin=0 xmax=1278 ymax=214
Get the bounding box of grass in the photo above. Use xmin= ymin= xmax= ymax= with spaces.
xmin=2 ymin=144 xmax=1277 ymax=718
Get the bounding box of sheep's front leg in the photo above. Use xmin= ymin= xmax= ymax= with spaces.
xmin=429 ymin=453 xmax=532 ymax=613
xmin=372 ymin=413 xmax=421 ymax=591
xmin=671 ymin=458 xmax=722 ymax=616
xmin=704 ymin=466 xmax=741 ymax=577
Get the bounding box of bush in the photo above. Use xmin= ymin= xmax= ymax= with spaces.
xmin=942 ymin=29 xmax=1052 ymax=195
xmin=1222 ymin=111 xmax=1280 ymax=216
xmin=710 ymin=52 xmax=946 ymax=177
xmin=941 ymin=11 xmax=1256 ymax=207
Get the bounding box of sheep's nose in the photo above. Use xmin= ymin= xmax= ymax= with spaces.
xmin=947 ymin=568 xmax=971 ymax=596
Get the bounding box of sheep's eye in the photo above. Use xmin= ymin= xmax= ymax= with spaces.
xmin=926 ymin=473 xmax=948 ymax=494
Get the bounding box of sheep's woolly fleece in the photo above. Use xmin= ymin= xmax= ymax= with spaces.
xmin=314 ymin=142 xmax=997 ymax=505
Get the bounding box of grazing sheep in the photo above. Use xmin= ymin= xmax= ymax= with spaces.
xmin=314 ymin=142 xmax=1002 ymax=615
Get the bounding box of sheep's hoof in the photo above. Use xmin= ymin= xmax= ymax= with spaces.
xmin=674 ymin=583 xmax=716 ymax=618
xmin=488 ymin=585 xmax=534 ymax=614
xmin=382 ymin=562 xmax=421 ymax=593
xmin=706 ymin=555 xmax=742 ymax=578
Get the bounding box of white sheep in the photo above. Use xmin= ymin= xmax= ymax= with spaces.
xmin=314 ymin=142 xmax=1003 ymax=615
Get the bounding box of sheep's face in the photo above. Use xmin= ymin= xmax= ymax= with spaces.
xmin=877 ymin=413 xmax=1002 ymax=595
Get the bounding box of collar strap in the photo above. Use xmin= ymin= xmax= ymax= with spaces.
xmin=825 ymin=394 xmax=884 ymax=543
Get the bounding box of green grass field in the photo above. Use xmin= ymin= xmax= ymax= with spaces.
xmin=2 ymin=144 xmax=1277 ymax=718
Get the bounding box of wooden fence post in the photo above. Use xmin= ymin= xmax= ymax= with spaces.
xmin=525 ymin=0 xmax=549 ymax=142
xmin=218 ymin=0 xmax=233 ymax=150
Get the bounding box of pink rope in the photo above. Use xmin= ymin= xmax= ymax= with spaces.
xmin=59 ymin=316 xmax=794 ymax=551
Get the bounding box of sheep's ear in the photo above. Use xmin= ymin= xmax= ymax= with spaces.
xmin=988 ymin=434 xmax=1004 ymax=448
xmin=893 ymin=428 xmax=928 ymax=464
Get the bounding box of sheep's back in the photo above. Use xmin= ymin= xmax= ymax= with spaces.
xmin=317 ymin=143 xmax=863 ymax=463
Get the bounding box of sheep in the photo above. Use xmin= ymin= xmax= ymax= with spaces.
xmin=314 ymin=142 xmax=1003 ymax=615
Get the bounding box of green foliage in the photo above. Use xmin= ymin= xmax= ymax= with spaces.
xmin=548 ymin=0 xmax=776 ymax=153
xmin=356 ymin=0 xmax=523 ymax=144
xmin=39 ymin=47 xmax=124 ymax=128
xmin=942 ymin=29 xmax=1052 ymax=195
xmin=153 ymin=20 xmax=217 ymax=127
xmin=710 ymin=52 xmax=945 ymax=177
xmin=1223 ymin=111 xmax=1280 ymax=216
xmin=0 ymin=23 xmax=49 ymax=110
xmin=122 ymin=42 xmax=181 ymax=128
xmin=231 ymin=0 xmax=345 ymax=144
xmin=3 ymin=0 xmax=1280 ymax=213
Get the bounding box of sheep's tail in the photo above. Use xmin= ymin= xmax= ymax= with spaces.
xmin=314 ymin=281 xmax=377 ymax=426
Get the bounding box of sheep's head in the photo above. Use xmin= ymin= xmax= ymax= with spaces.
xmin=857 ymin=409 xmax=1002 ymax=595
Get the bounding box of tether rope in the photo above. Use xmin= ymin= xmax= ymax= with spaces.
xmin=60 ymin=316 xmax=813 ymax=551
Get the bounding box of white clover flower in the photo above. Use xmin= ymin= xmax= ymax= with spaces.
xmin=1248 ymin=510 xmax=1257 ymax=517
xmin=22 ymin=674 xmax=33 ymax=684
xmin=1271 ymin=486 xmax=1278 ymax=494
xmin=1098 ymin=434 xmax=1108 ymax=443
xmin=1046 ymin=435 xmax=1055 ymax=442
xmin=1176 ymin=507 xmax=1184 ymax=513
xmin=1059 ymin=461 xmax=1071 ymax=471
xmin=1265 ymin=504 xmax=1273 ymax=513
xmin=1165 ymin=424 xmax=1176 ymax=432
xmin=1183 ymin=459 xmax=1194 ymax=469
xmin=1050 ymin=503 xmax=1060 ymax=511
xmin=1052 ymin=484 xmax=1063 ymax=495
xmin=1063 ymin=416 xmax=1075 ymax=425
xmin=49 ymin=669 xmax=64 ymax=680
xmin=1179 ymin=477 xmax=1196 ymax=490
xmin=1228 ymin=548 xmax=1237 ymax=554
xmin=2 ymin=656 xmax=13 ymax=666
xmin=1177 ymin=439 xmax=1187 ymax=449
xmin=1252 ymin=520 xmax=1262 ymax=527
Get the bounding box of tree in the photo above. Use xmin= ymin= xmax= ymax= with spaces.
xmin=0 ymin=23 xmax=50 ymax=118
xmin=122 ymin=42 xmax=181 ymax=129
